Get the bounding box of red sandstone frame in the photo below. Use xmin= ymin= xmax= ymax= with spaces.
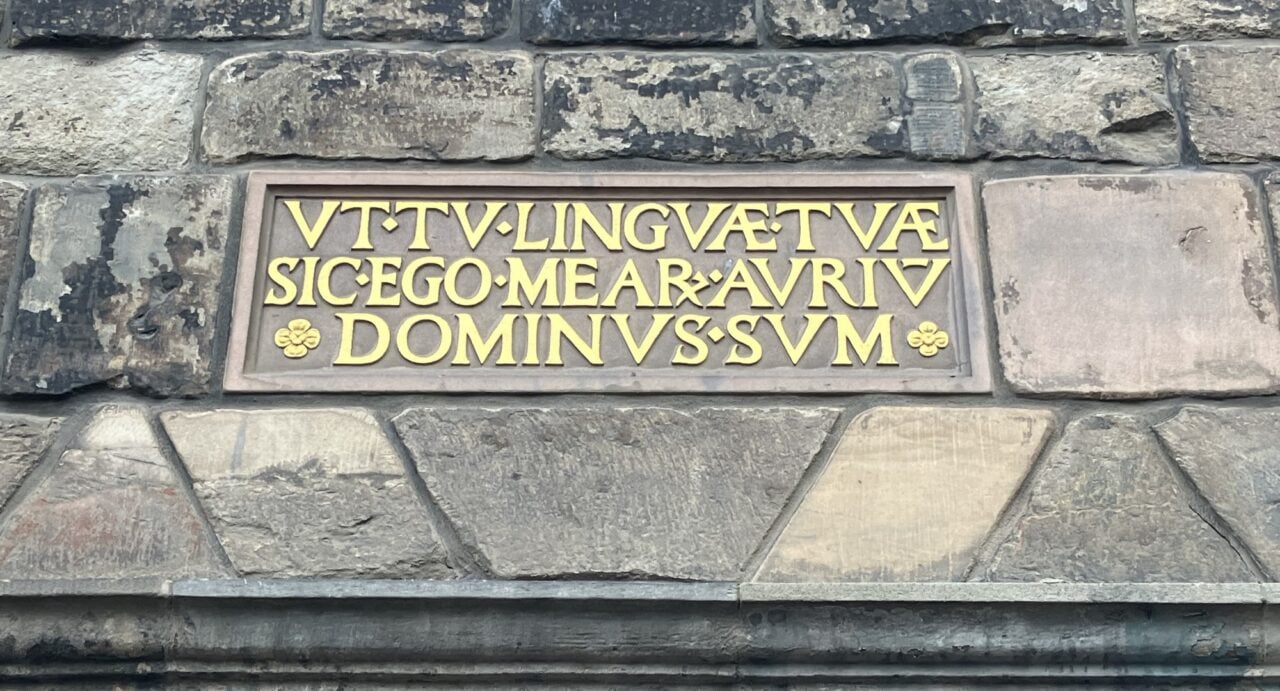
xmin=224 ymin=171 xmax=992 ymax=393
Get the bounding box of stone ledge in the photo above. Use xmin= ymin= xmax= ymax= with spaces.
xmin=0 ymin=580 xmax=1272 ymax=685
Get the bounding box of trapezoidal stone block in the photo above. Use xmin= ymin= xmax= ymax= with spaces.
xmin=0 ymin=414 xmax=61 ymax=512
xmin=756 ymin=406 xmax=1053 ymax=582
xmin=393 ymin=407 xmax=838 ymax=580
xmin=0 ymin=405 xmax=228 ymax=579
xmin=162 ymin=408 xmax=455 ymax=578
xmin=985 ymin=173 xmax=1280 ymax=398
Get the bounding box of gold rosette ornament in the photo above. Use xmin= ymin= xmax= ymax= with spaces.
xmin=274 ymin=318 xmax=321 ymax=359
xmin=907 ymin=321 xmax=949 ymax=357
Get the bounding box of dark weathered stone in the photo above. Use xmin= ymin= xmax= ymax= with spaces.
xmin=0 ymin=415 xmax=61 ymax=511
xmin=0 ymin=50 xmax=203 ymax=175
xmin=10 ymin=0 xmax=309 ymax=44
xmin=1138 ymin=0 xmax=1280 ymax=40
xmin=162 ymin=409 xmax=455 ymax=578
xmin=523 ymin=0 xmax=755 ymax=45
xmin=971 ymin=53 xmax=1177 ymax=164
xmin=765 ymin=0 xmax=1126 ymax=45
xmin=393 ymin=407 xmax=838 ymax=579
xmin=985 ymin=174 xmax=1280 ymax=398
xmin=0 ymin=405 xmax=228 ymax=579
xmin=324 ymin=0 xmax=509 ymax=40
xmin=202 ymin=50 xmax=535 ymax=163
xmin=1156 ymin=407 xmax=1280 ymax=579
xmin=985 ymin=414 xmax=1253 ymax=582
xmin=2 ymin=175 xmax=232 ymax=397
xmin=905 ymin=53 xmax=971 ymax=160
xmin=1177 ymin=47 xmax=1280 ymax=163
xmin=0 ymin=181 xmax=28 ymax=291
xmin=543 ymin=53 xmax=904 ymax=161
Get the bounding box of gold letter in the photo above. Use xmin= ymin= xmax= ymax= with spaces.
xmin=395 ymin=201 xmax=450 ymax=251
xmin=339 ymin=200 xmax=391 ymax=251
xmin=334 ymin=313 xmax=390 ymax=365
xmin=775 ymin=203 xmax=831 ymax=252
xmin=285 ymin=200 xmax=340 ymax=250
xmin=878 ymin=202 xmax=947 ymax=252
xmin=453 ymin=314 xmax=518 ymax=365
xmin=264 ymin=256 xmax=300 ymax=305
xmin=396 ymin=314 xmax=451 ymax=365
xmin=834 ymin=202 xmax=897 ymax=251
xmin=832 ymin=314 xmax=897 ymax=366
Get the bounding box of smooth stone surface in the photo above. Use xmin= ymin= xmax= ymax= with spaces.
xmin=10 ymin=0 xmax=309 ymax=43
xmin=985 ymin=414 xmax=1253 ymax=582
xmin=0 ymin=415 xmax=61 ymax=511
xmin=0 ymin=181 xmax=27 ymax=292
xmin=765 ymin=0 xmax=1126 ymax=45
xmin=1156 ymin=407 xmax=1280 ymax=578
xmin=393 ymin=407 xmax=838 ymax=579
xmin=543 ymin=53 xmax=904 ymax=161
xmin=1177 ymin=47 xmax=1280 ymax=163
xmin=970 ymin=53 xmax=1177 ymax=165
xmin=324 ymin=0 xmax=508 ymax=40
xmin=1138 ymin=0 xmax=1280 ymax=40
xmin=202 ymin=50 xmax=536 ymax=163
xmin=162 ymin=409 xmax=454 ymax=578
xmin=0 ymin=50 xmax=203 ymax=174
xmin=523 ymin=0 xmax=755 ymax=45
xmin=984 ymin=174 xmax=1280 ymax=398
xmin=757 ymin=407 xmax=1054 ymax=583
xmin=0 ymin=405 xmax=228 ymax=579
xmin=3 ymin=175 xmax=232 ymax=396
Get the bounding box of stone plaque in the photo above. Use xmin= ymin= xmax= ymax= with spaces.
xmin=225 ymin=172 xmax=990 ymax=392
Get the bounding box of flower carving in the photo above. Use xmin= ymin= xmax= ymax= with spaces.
xmin=274 ymin=318 xmax=321 ymax=359
xmin=907 ymin=321 xmax=950 ymax=357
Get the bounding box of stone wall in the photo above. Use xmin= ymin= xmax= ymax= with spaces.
xmin=2 ymin=0 xmax=1280 ymax=592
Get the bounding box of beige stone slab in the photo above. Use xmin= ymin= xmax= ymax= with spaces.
xmin=985 ymin=173 xmax=1280 ymax=398
xmin=757 ymin=406 xmax=1054 ymax=583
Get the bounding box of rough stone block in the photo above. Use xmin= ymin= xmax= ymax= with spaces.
xmin=324 ymin=0 xmax=509 ymax=40
xmin=1138 ymin=0 xmax=1280 ymax=41
xmin=0 ymin=181 xmax=27 ymax=292
xmin=757 ymin=407 xmax=1054 ymax=582
xmin=0 ymin=50 xmax=203 ymax=175
xmin=523 ymin=0 xmax=755 ymax=45
xmin=0 ymin=405 xmax=228 ymax=579
xmin=0 ymin=415 xmax=61 ymax=511
xmin=3 ymin=175 xmax=232 ymax=397
xmin=984 ymin=174 xmax=1280 ymax=398
xmin=162 ymin=409 xmax=454 ymax=578
xmin=765 ymin=0 xmax=1126 ymax=45
xmin=10 ymin=0 xmax=309 ymax=44
xmin=202 ymin=50 xmax=535 ymax=163
xmin=393 ymin=407 xmax=838 ymax=580
xmin=543 ymin=53 xmax=904 ymax=161
xmin=985 ymin=414 xmax=1254 ymax=582
xmin=1156 ymin=407 xmax=1280 ymax=579
xmin=970 ymin=53 xmax=1177 ymax=165
xmin=1177 ymin=47 xmax=1280 ymax=163
xmin=905 ymin=53 xmax=971 ymax=160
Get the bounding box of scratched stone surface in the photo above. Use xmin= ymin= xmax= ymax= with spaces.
xmin=758 ymin=406 xmax=1054 ymax=582
xmin=0 ymin=181 xmax=27 ymax=293
xmin=324 ymin=0 xmax=508 ymax=40
xmin=1177 ymin=47 xmax=1280 ymax=162
xmin=0 ymin=415 xmax=61 ymax=512
xmin=393 ymin=407 xmax=837 ymax=579
xmin=985 ymin=173 xmax=1280 ymax=397
xmin=162 ymin=408 xmax=455 ymax=578
xmin=523 ymin=0 xmax=755 ymax=45
xmin=984 ymin=414 xmax=1254 ymax=582
xmin=0 ymin=405 xmax=228 ymax=579
xmin=1137 ymin=0 xmax=1280 ymax=40
xmin=2 ymin=175 xmax=232 ymax=396
xmin=9 ymin=0 xmax=308 ymax=43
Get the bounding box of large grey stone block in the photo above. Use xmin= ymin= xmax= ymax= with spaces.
xmin=0 ymin=50 xmax=203 ymax=175
xmin=10 ymin=0 xmax=309 ymax=44
xmin=765 ymin=0 xmax=1126 ymax=45
xmin=970 ymin=53 xmax=1177 ymax=165
xmin=984 ymin=174 xmax=1280 ymax=398
xmin=985 ymin=414 xmax=1254 ymax=582
xmin=393 ymin=407 xmax=838 ymax=579
xmin=324 ymin=0 xmax=508 ymax=40
xmin=0 ymin=405 xmax=228 ymax=579
xmin=202 ymin=50 xmax=536 ymax=163
xmin=162 ymin=408 xmax=454 ymax=578
xmin=757 ymin=407 xmax=1054 ymax=583
xmin=523 ymin=0 xmax=755 ymax=45
xmin=3 ymin=175 xmax=233 ymax=396
xmin=0 ymin=414 xmax=61 ymax=511
xmin=1156 ymin=407 xmax=1280 ymax=579
xmin=1177 ymin=47 xmax=1280 ymax=163
xmin=0 ymin=181 xmax=27 ymax=293
xmin=543 ymin=53 xmax=904 ymax=161
xmin=1138 ymin=0 xmax=1280 ymax=40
